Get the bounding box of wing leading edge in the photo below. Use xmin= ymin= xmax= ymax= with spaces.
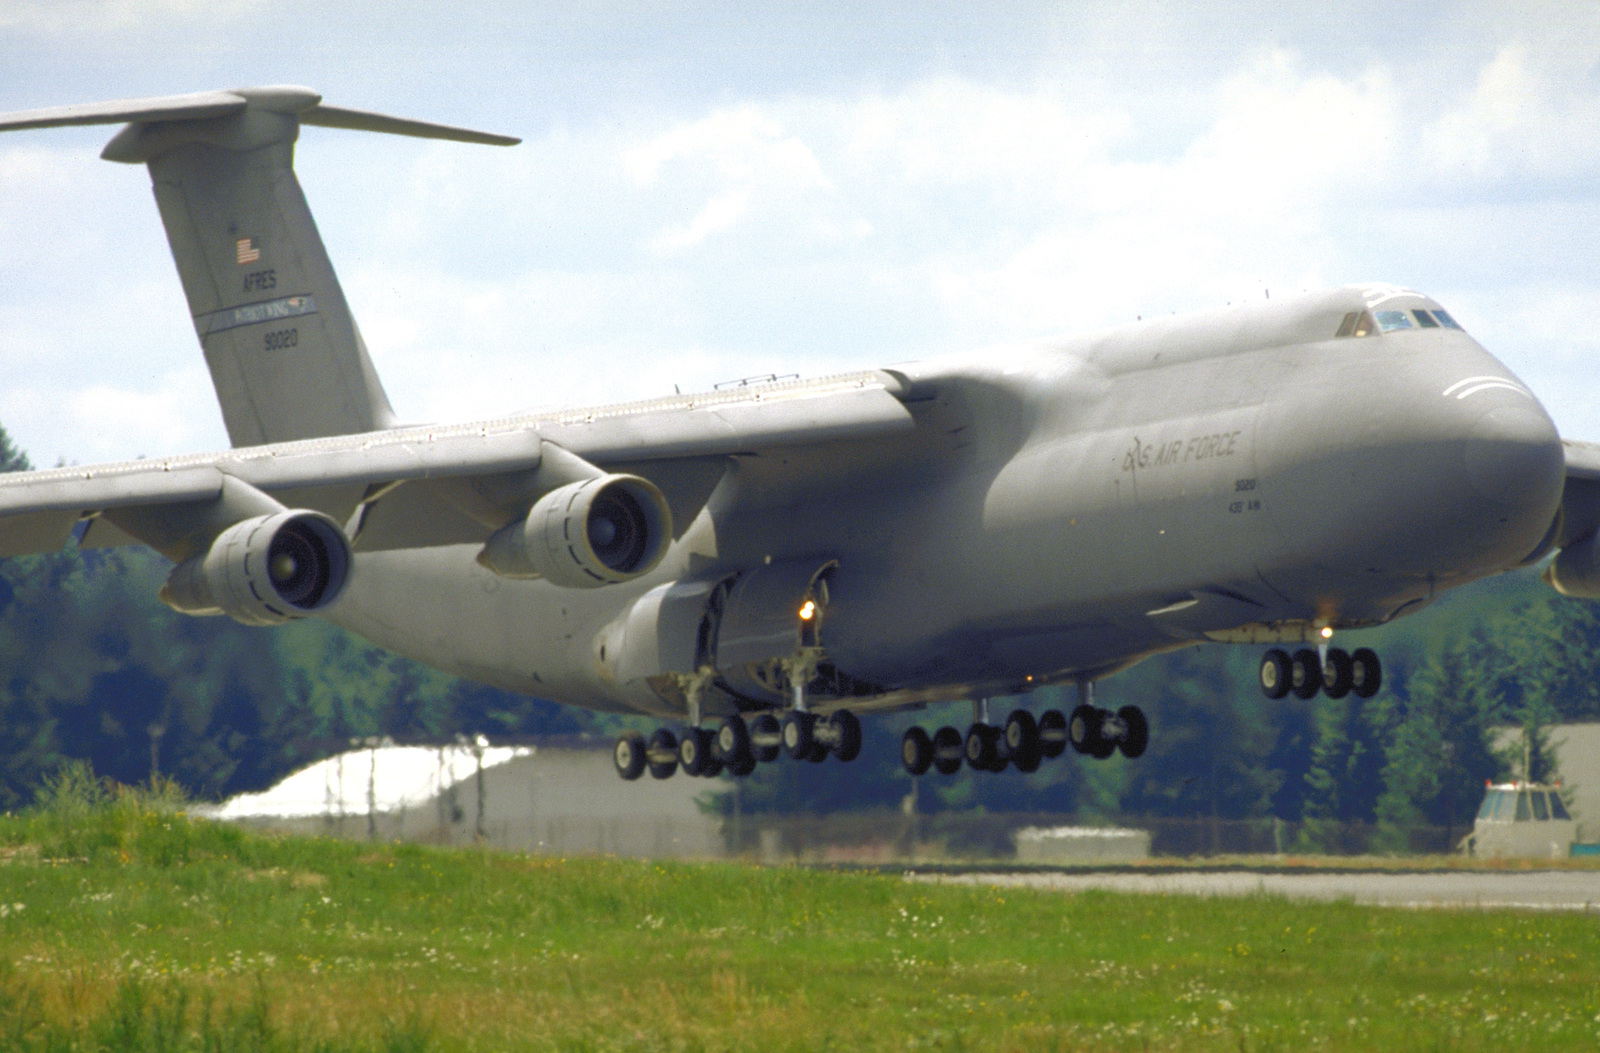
xmin=0 ymin=372 xmax=914 ymax=558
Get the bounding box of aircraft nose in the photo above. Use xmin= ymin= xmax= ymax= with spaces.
xmin=1460 ymin=401 xmax=1564 ymax=508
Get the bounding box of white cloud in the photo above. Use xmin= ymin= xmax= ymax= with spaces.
xmin=0 ymin=0 xmax=262 ymax=33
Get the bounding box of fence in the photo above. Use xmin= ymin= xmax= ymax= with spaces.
xmin=724 ymin=810 xmax=1469 ymax=862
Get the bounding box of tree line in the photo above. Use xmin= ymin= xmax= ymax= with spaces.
xmin=2 ymin=423 xmax=1596 ymax=832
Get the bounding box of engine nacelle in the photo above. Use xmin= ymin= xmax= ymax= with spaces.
xmin=160 ymin=511 xmax=352 ymax=626
xmin=478 ymin=474 xmax=672 ymax=588
xmin=1545 ymin=532 xmax=1600 ymax=599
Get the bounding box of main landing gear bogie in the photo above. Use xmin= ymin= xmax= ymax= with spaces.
xmin=1258 ymin=646 xmax=1381 ymax=702
xmin=615 ymin=707 xmax=863 ymax=781
xmin=899 ymin=698 xmax=1146 ymax=779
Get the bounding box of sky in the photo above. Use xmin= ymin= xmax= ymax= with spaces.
xmin=1 ymin=0 xmax=1599 ymax=465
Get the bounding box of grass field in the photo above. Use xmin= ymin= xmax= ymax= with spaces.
xmin=0 ymin=779 xmax=1597 ymax=1051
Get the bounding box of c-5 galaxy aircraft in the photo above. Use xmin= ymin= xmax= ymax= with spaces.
xmin=2 ymin=88 xmax=1598 ymax=784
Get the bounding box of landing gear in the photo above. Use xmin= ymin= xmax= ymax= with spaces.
xmin=964 ymin=723 xmax=1005 ymax=772
xmin=646 ymin=727 xmax=679 ymax=780
xmin=678 ymin=727 xmax=722 ymax=778
xmin=1349 ymin=647 xmax=1382 ymax=699
xmin=1037 ymin=710 xmax=1068 ymax=759
xmin=897 ymin=684 xmax=1146 ymax=777
xmin=901 ymin=726 xmax=933 ymax=776
xmin=1259 ymin=644 xmax=1383 ymax=701
xmin=1004 ymin=709 xmax=1041 ymax=773
xmin=614 ymin=732 xmax=647 ymax=781
xmin=931 ymin=726 xmax=963 ymax=775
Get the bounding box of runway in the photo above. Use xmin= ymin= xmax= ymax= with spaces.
xmin=911 ymin=868 xmax=1600 ymax=912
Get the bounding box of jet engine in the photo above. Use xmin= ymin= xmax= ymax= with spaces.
xmin=478 ymin=474 xmax=672 ymax=588
xmin=1545 ymin=532 xmax=1600 ymax=599
xmin=160 ymin=510 xmax=352 ymax=626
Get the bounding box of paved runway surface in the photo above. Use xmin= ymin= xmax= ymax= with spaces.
xmin=913 ymin=869 xmax=1600 ymax=911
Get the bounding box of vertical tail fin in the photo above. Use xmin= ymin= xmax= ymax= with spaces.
xmin=0 ymin=86 xmax=518 ymax=446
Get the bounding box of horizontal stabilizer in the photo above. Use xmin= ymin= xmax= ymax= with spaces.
xmin=301 ymin=105 xmax=520 ymax=146
xmin=0 ymin=86 xmax=518 ymax=145
xmin=0 ymin=89 xmax=247 ymax=132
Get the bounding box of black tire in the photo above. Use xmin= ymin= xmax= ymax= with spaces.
xmin=647 ymin=727 xmax=678 ymax=780
xmin=1068 ymin=703 xmax=1099 ymax=755
xmin=750 ymin=713 xmax=781 ymax=763
xmin=965 ymin=724 xmax=1005 ymax=772
xmin=1117 ymin=705 xmax=1148 ymax=759
xmin=727 ymin=753 xmax=757 ymax=778
xmin=716 ymin=715 xmax=751 ymax=762
xmin=614 ymin=732 xmax=647 ymax=781
xmin=781 ymin=711 xmax=816 ymax=759
xmin=806 ymin=741 xmax=830 ymax=763
xmin=901 ymin=726 xmax=933 ymax=776
xmin=829 ymin=709 xmax=862 ymax=762
xmin=931 ymin=726 xmax=963 ymax=776
xmin=1350 ymin=648 xmax=1382 ymax=699
xmin=1322 ymin=648 xmax=1353 ymax=699
xmin=1003 ymin=709 xmax=1040 ymax=767
xmin=1037 ymin=709 xmax=1067 ymax=759
xmin=1290 ymin=649 xmax=1322 ymax=700
xmin=1088 ymin=710 xmax=1117 ymax=760
xmin=1259 ymin=649 xmax=1292 ymax=699
xmin=679 ymin=727 xmax=716 ymax=777
xmin=1012 ymin=747 xmax=1041 ymax=773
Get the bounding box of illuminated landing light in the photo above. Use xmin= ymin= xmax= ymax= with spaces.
xmin=1319 ymin=627 xmax=1334 ymax=640
xmin=798 ymin=600 xmax=817 ymax=621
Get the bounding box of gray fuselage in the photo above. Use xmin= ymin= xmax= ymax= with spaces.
xmin=327 ymin=284 xmax=1566 ymax=719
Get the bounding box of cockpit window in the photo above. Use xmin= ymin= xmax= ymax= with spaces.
xmin=1375 ymin=310 xmax=1414 ymax=332
xmin=1413 ymin=309 xmax=1440 ymax=328
xmin=1430 ymin=308 xmax=1463 ymax=330
xmin=1336 ymin=310 xmax=1377 ymax=337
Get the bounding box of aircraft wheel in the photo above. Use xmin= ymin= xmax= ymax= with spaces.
xmin=901 ymin=726 xmax=933 ymax=776
xmin=931 ymin=726 xmax=963 ymax=776
xmin=647 ymin=728 xmax=679 ymax=780
xmin=781 ymin=711 xmax=816 ymax=760
xmin=716 ymin=715 xmax=751 ymax=763
xmin=1322 ymin=648 xmax=1353 ymax=699
xmin=749 ymin=713 xmax=781 ymax=763
xmin=1088 ymin=711 xmax=1117 ymax=760
xmin=829 ymin=709 xmax=862 ymax=762
xmin=1068 ymin=704 xmax=1098 ymax=755
xmin=679 ymin=727 xmax=719 ymax=777
xmin=1290 ymin=649 xmax=1322 ymax=700
xmin=1350 ymin=648 xmax=1382 ymax=699
xmin=1012 ymin=747 xmax=1041 ymax=773
xmin=614 ymin=732 xmax=647 ymax=781
xmin=806 ymin=741 xmax=830 ymax=763
xmin=965 ymin=724 xmax=1001 ymax=771
xmin=1117 ymin=705 xmax=1148 ymax=759
xmin=1259 ymin=649 xmax=1292 ymax=699
xmin=1003 ymin=709 xmax=1040 ymax=767
xmin=727 ymin=753 xmax=757 ymax=778
xmin=1037 ymin=709 xmax=1067 ymax=759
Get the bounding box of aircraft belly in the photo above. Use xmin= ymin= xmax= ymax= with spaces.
xmin=322 ymin=544 xmax=648 ymax=713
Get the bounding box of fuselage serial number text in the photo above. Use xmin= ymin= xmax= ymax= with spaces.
xmin=264 ymin=328 xmax=298 ymax=351
xmin=1122 ymin=430 xmax=1242 ymax=472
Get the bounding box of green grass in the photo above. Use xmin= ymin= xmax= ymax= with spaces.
xmin=0 ymin=776 xmax=1596 ymax=1051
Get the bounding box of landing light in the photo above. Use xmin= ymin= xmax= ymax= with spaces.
xmin=798 ymin=600 xmax=817 ymax=621
xmin=1319 ymin=627 xmax=1333 ymax=640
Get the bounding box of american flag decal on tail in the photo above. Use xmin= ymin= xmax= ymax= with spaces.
xmin=235 ymin=237 xmax=261 ymax=264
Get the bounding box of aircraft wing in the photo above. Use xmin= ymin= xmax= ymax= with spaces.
xmin=1560 ymin=439 xmax=1600 ymax=546
xmin=0 ymin=372 xmax=913 ymax=558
